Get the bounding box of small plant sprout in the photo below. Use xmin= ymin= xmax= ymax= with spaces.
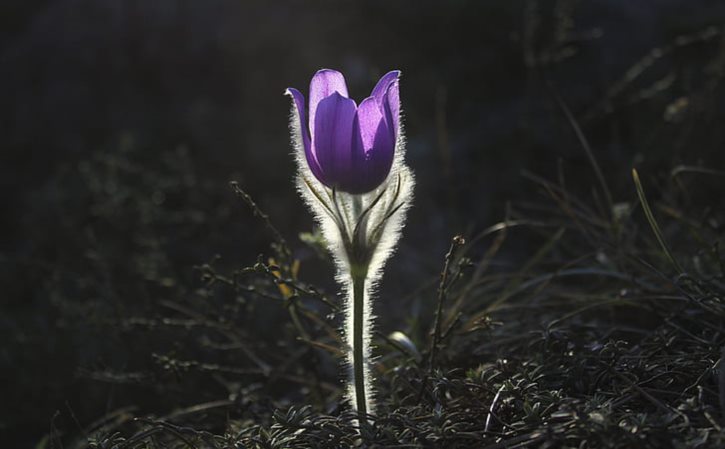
xmin=286 ymin=69 xmax=414 ymax=425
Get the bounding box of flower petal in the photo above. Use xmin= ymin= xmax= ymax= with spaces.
xmin=286 ymin=88 xmax=310 ymax=146
xmin=312 ymin=92 xmax=357 ymax=187
xmin=286 ymin=87 xmax=325 ymax=182
xmin=348 ymin=97 xmax=395 ymax=193
xmin=384 ymin=80 xmax=400 ymax=138
xmin=309 ymin=69 xmax=349 ymax=141
xmin=355 ymin=97 xmax=388 ymax=155
xmin=370 ymin=70 xmax=400 ymax=105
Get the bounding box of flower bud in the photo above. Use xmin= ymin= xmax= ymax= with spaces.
xmin=286 ymin=69 xmax=400 ymax=194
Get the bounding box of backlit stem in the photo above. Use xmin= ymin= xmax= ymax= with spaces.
xmin=351 ymin=269 xmax=368 ymax=425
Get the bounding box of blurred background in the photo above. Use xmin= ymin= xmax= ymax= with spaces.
xmin=2 ymin=0 xmax=725 ymax=446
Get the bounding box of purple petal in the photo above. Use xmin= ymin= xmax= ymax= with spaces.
xmin=370 ymin=70 xmax=400 ymax=105
xmin=383 ymin=80 xmax=400 ymax=138
xmin=285 ymin=87 xmax=310 ymax=147
xmin=348 ymin=97 xmax=395 ymax=193
xmin=371 ymin=71 xmax=400 ymax=137
xmin=355 ymin=97 xmax=388 ymax=155
xmin=309 ymin=69 xmax=349 ymax=141
xmin=312 ymin=92 xmax=357 ymax=186
xmin=286 ymin=87 xmax=325 ymax=181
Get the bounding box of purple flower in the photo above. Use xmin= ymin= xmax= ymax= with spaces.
xmin=287 ymin=69 xmax=400 ymax=194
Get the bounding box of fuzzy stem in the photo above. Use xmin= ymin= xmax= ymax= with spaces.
xmin=351 ymin=269 xmax=368 ymax=425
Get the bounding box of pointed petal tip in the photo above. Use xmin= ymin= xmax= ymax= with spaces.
xmin=371 ymin=70 xmax=401 ymax=105
xmin=286 ymin=87 xmax=306 ymax=109
xmin=285 ymin=87 xmax=301 ymax=98
xmin=385 ymin=69 xmax=401 ymax=79
xmin=377 ymin=70 xmax=401 ymax=83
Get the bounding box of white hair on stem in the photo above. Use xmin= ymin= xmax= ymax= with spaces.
xmin=286 ymin=89 xmax=415 ymax=419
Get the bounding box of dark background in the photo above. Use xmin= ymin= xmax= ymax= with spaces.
xmin=2 ymin=0 xmax=725 ymax=446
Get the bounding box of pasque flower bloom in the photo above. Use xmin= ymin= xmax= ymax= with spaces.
xmin=287 ymin=69 xmax=400 ymax=194
xmin=286 ymin=69 xmax=414 ymax=427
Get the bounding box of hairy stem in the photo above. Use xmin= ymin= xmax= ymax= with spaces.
xmin=351 ymin=270 xmax=368 ymax=425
